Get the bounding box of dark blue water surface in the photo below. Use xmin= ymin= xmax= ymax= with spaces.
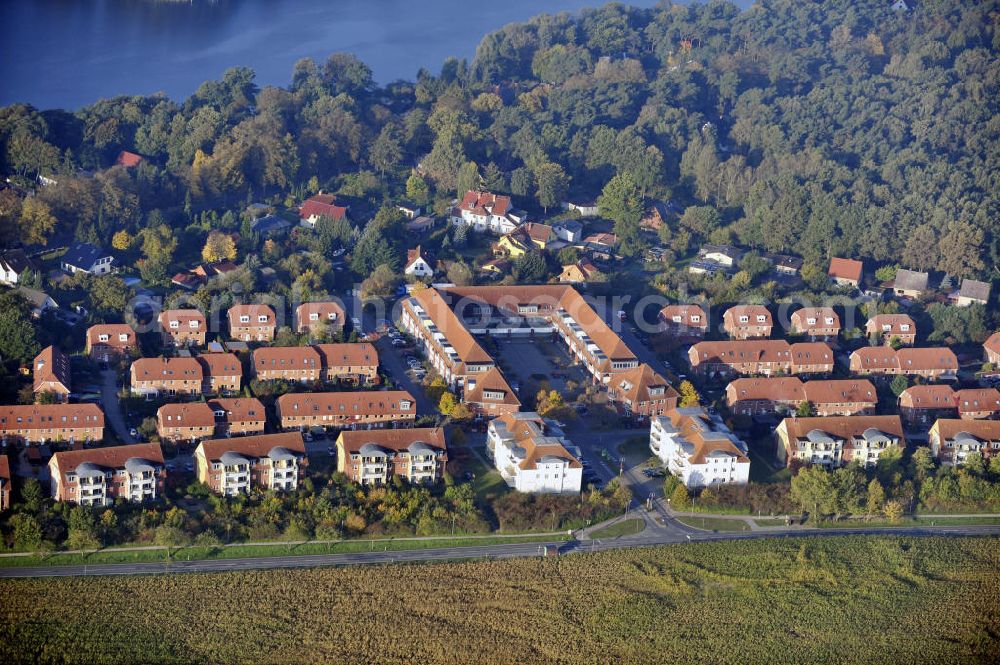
xmin=0 ymin=0 xmax=752 ymax=110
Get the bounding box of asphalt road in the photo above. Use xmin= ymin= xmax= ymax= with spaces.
xmin=2 ymin=521 xmax=997 ymax=579
xmin=100 ymin=369 xmax=135 ymax=444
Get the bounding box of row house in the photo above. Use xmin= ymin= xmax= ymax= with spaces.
xmin=157 ymin=403 xmax=216 ymax=445
xmin=688 ymin=341 xmax=834 ymax=378
xmin=335 ymin=428 xmax=447 ymax=486
xmin=295 ymin=300 xmax=346 ymax=335
xmin=726 ymin=378 xmax=877 ymax=418
xmin=849 ymin=347 xmax=959 ymax=380
xmin=462 ymin=366 xmax=521 ymax=419
xmin=49 ymin=442 xmax=165 ymax=506
xmin=488 ymin=413 xmax=582 ymax=494
xmin=252 ymin=346 xmax=321 ymax=382
xmin=130 ymin=357 xmax=203 ymax=397
xmin=899 ymin=385 xmax=957 ymax=427
xmin=315 ymin=343 xmax=379 ymax=384
xmin=450 ymin=190 xmax=518 ymax=235
xmin=195 ymin=352 xmax=242 ymax=394
xmin=866 ymin=314 xmax=916 ymax=346
xmin=985 ymin=332 xmax=1000 ymax=365
xmin=0 ymin=455 xmax=9 ymax=511
xmin=159 ymin=309 xmax=207 ymax=347
xmin=775 ymin=415 xmax=905 ymax=469
xmin=228 ymin=304 xmax=277 ymax=342
xmin=276 ymin=390 xmax=416 ymax=431
xmin=606 ymin=363 xmax=679 ymax=420
xmin=85 ymin=323 xmax=137 ymax=363
xmin=929 ymin=419 xmax=1000 ymax=466
xmin=208 ymin=398 xmax=267 ymax=437
xmin=32 ymin=345 xmax=71 ymax=402
xmin=0 ymin=403 xmax=104 ymax=444
xmin=658 ymin=304 xmax=709 ymax=338
xmin=955 ymin=388 xmax=1000 ymax=420
xmin=723 ymin=305 xmax=772 ymax=339
xmin=195 ymin=432 xmax=308 ymax=496
xmin=790 ymin=308 xmax=841 ymax=340
xmin=649 ymin=408 xmax=750 ymax=489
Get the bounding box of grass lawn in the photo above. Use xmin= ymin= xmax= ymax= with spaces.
xmin=815 ymin=516 xmax=1000 ymax=529
xmin=589 ymin=518 xmax=646 ymax=539
xmin=0 ymin=533 xmax=568 ymax=569
xmin=753 ymin=518 xmax=791 ymax=527
xmin=4 ymin=537 xmax=996 ymax=663
xmin=676 ymin=516 xmax=752 ymax=532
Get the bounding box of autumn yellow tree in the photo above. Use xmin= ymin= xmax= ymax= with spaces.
xmin=111 ymin=230 xmax=132 ymax=251
xmin=678 ymin=380 xmax=701 ymax=407
xmin=202 ymin=231 xmax=237 ymax=263
xmin=19 ymin=197 xmax=56 ymax=245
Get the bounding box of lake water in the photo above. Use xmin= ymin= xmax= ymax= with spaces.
xmin=0 ymin=0 xmax=753 ymax=111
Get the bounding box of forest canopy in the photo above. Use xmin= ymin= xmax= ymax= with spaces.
xmin=0 ymin=0 xmax=997 ymax=278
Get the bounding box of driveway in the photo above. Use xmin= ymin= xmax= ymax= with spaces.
xmin=375 ymin=336 xmax=436 ymax=414
xmin=101 ymin=370 xmax=134 ymax=444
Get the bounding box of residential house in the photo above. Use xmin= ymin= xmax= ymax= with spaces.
xmin=776 ymin=416 xmax=905 ymax=468
xmin=115 ymin=150 xmax=143 ymax=168
xmin=552 ymin=220 xmax=583 ymax=243
xmin=487 ymin=413 xmax=582 ymax=494
xmin=562 ymin=199 xmax=599 ymax=217
xmin=789 ymin=308 xmax=840 ymax=340
xmin=0 ymin=456 xmax=9 ymax=512
xmin=726 ymin=378 xmax=877 ymax=418
xmin=228 ymin=304 xmax=277 ymax=342
xmin=899 ymin=385 xmax=957 ymax=427
xmin=299 ymin=193 xmax=348 ymax=228
xmin=130 ymin=357 xmax=203 ymax=397
xmin=195 ymin=352 xmax=242 ymax=394
xmin=32 ymin=345 xmax=71 ymax=402
xmin=893 ymin=268 xmax=929 ymax=298
xmin=336 ymin=428 xmax=447 ymax=486
xmin=171 ymin=260 xmax=239 ymax=290
xmin=0 ymin=249 xmax=37 ymax=286
xmin=722 ymin=305 xmax=773 ymax=339
xmin=828 ymin=257 xmax=863 ymax=287
xmin=659 ymin=305 xmax=709 ymax=338
xmin=929 ymin=419 xmax=1000 ymax=466
xmin=649 ymin=408 xmax=749 ymax=488
xmin=396 ymin=202 xmax=421 ymax=219
xmin=85 ymin=324 xmax=137 ymax=363
xmin=462 ymin=366 xmax=521 ymax=418
xmin=314 ymin=343 xmax=379 ymax=384
xmin=699 ymin=245 xmax=743 ymax=269
xmin=61 ymin=241 xmax=114 ymax=275
xmin=688 ymin=341 xmax=834 ymax=377
xmin=294 ymin=301 xmax=346 ymax=335
xmin=583 ymin=232 xmax=618 ymax=253
xmin=451 ymin=190 xmax=518 ymax=235
xmin=518 ymin=222 xmax=555 ymax=250
xmin=0 ymin=403 xmax=104 ymax=444
xmin=49 ymin=442 xmax=165 ymax=506
xmin=159 ymin=309 xmax=207 ymax=347
xmin=866 ymin=314 xmax=917 ymax=346
xmin=276 ymin=391 xmax=416 ymax=431
xmin=207 ymin=398 xmax=267 ymax=437
xmin=985 ymin=332 xmax=1000 ymax=365
xmin=404 ymin=246 xmax=436 ymax=277
xmin=954 ymin=388 xmax=1000 ymax=420
xmin=558 ymin=258 xmax=600 ymax=284
xmin=849 ymin=347 xmax=959 ymax=380
xmin=493 ymin=232 xmax=530 ymax=258
xmin=606 ymin=364 xmax=679 ymax=420
xmin=195 ymin=432 xmax=308 ymax=496
xmin=16 ymin=287 xmax=57 ymax=318
xmin=252 ymin=346 xmax=321 ymax=382
xmin=955 ymin=279 xmax=991 ymax=307
xmin=250 ymin=214 xmax=292 ymax=235
xmin=479 ymin=258 xmax=511 ymax=278
xmin=156 ymin=403 xmax=216 ymax=445
xmin=765 ymin=253 xmax=803 ymax=276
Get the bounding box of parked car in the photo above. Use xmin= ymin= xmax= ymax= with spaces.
xmin=129 ymin=428 xmax=139 ymax=438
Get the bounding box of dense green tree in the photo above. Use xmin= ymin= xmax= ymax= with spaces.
xmin=534 ymin=162 xmax=569 ymax=213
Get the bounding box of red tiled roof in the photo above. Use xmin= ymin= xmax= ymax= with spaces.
xmin=314 ymin=343 xmax=378 ymax=370
xmin=277 ymin=391 xmax=416 ymax=418
xmin=51 ymin=442 xmax=163 ymax=484
xmin=228 ymin=304 xmax=276 ymax=326
xmin=158 ymin=403 xmax=215 ymax=429
xmin=116 ymin=151 xmax=143 ymax=167
xmin=207 ymin=398 xmax=266 ymax=423
xmin=660 ymin=304 xmax=708 ymax=329
xmin=33 ymin=345 xmax=71 ymax=393
xmin=337 ymin=427 xmax=446 ymax=455
xmin=159 ymin=309 xmax=206 ymax=332
xmin=87 ymin=324 xmax=136 ymax=349
xmin=954 ymin=388 xmax=1000 ymax=415
xmin=0 ymin=403 xmax=104 ymax=430
xmin=458 ymin=190 xmax=511 ymax=217
xmin=195 ymin=352 xmax=243 ymax=378
xmin=828 ymin=257 xmax=863 ymax=282
xmin=199 ymin=432 xmax=305 ymax=463
xmin=300 ymin=194 xmax=347 ymax=221
xmin=899 ymin=385 xmax=955 ymax=409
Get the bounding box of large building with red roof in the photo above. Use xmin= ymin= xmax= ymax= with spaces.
xmin=450 ymin=190 xmax=519 ymax=235
xmin=49 ymin=442 xmax=165 ymax=505
xmin=335 ymin=428 xmax=447 ymax=486
xmin=776 ymin=415 xmax=905 ymax=469
xmin=194 ymin=432 xmax=307 ymax=495
xmin=299 ymin=193 xmax=348 ymax=227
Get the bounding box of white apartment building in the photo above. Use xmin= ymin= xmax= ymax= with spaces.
xmin=487 ymin=412 xmax=582 ymax=494
xmin=649 ymin=408 xmax=750 ymax=489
